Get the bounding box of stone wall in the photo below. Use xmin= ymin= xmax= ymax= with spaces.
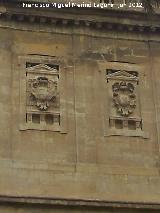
xmin=0 ymin=2 xmax=160 ymax=212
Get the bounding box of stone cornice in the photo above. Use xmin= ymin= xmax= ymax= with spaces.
xmin=0 ymin=195 xmax=160 ymax=210
xmin=0 ymin=2 xmax=160 ymax=33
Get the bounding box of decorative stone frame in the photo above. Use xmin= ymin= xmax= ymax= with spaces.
xmin=18 ymin=55 xmax=68 ymax=133
xmin=99 ymin=61 xmax=148 ymax=138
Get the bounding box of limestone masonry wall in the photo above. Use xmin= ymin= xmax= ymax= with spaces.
xmin=0 ymin=2 xmax=160 ymax=212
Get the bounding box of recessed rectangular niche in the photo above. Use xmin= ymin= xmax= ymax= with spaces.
xmin=45 ymin=114 xmax=54 ymax=125
xmin=25 ymin=113 xmax=60 ymax=126
xmin=128 ymin=120 xmax=136 ymax=130
xmin=19 ymin=55 xmax=68 ymax=133
xmin=106 ymin=68 xmax=148 ymax=138
xmin=115 ymin=119 xmax=123 ymax=129
xmin=32 ymin=114 xmax=40 ymax=124
xmin=19 ymin=58 xmax=61 ymax=131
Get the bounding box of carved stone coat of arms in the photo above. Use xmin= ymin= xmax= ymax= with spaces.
xmin=28 ymin=76 xmax=58 ymax=111
xmin=112 ymin=81 xmax=136 ymax=116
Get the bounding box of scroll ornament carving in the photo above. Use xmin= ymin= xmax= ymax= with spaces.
xmin=112 ymin=81 xmax=136 ymax=116
xmin=28 ymin=76 xmax=58 ymax=111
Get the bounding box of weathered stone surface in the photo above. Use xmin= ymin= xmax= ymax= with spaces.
xmin=0 ymin=1 xmax=159 ymax=212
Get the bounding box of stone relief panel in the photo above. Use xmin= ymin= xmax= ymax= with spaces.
xmin=18 ymin=55 xmax=70 ymax=132
xmin=112 ymin=81 xmax=136 ymax=116
xmin=106 ymin=69 xmax=147 ymax=138
xmin=25 ymin=63 xmax=60 ymax=129
xmin=27 ymin=76 xmax=58 ymax=111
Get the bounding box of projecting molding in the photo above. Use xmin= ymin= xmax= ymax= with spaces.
xmin=107 ymin=70 xmax=138 ymax=81
xmin=0 ymin=196 xmax=160 ymax=210
xmin=0 ymin=1 xmax=160 ymax=33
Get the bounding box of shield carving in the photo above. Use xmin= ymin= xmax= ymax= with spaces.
xmin=112 ymin=81 xmax=136 ymax=116
xmin=29 ymin=76 xmax=58 ymax=111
